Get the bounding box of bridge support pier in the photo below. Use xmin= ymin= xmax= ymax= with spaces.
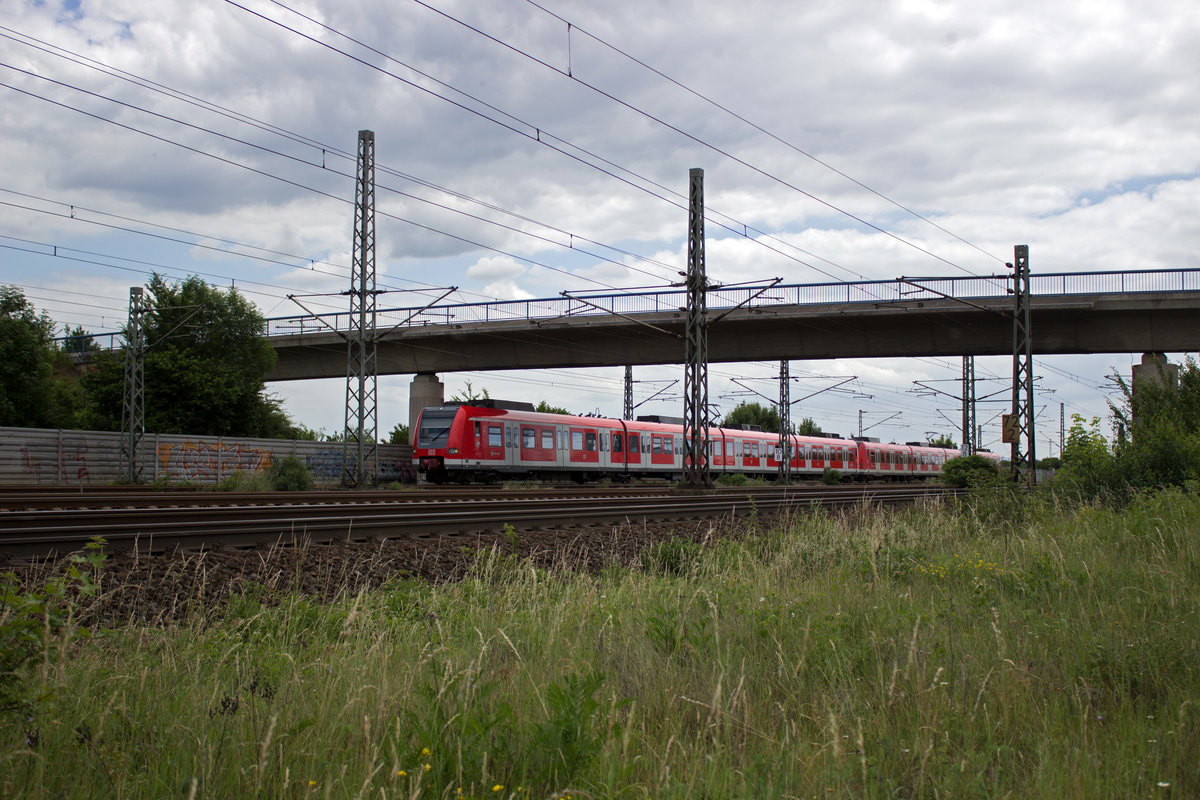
xmin=409 ymin=373 xmax=444 ymax=442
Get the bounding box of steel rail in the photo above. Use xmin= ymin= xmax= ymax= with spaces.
xmin=1 ymin=485 xmax=953 ymax=562
xmin=0 ymin=484 xmax=674 ymax=512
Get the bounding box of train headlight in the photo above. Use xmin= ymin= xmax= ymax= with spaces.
xmin=448 ymin=448 xmax=459 ymax=455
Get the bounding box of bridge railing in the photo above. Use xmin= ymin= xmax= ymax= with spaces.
xmin=55 ymin=268 xmax=1200 ymax=349
xmin=263 ymin=267 xmax=1200 ymax=338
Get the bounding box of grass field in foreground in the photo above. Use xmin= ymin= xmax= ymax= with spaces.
xmin=3 ymin=489 xmax=1199 ymax=799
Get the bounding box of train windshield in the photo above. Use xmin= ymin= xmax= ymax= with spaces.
xmin=416 ymin=410 xmax=457 ymax=448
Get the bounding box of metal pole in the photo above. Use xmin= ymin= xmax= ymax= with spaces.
xmin=778 ymin=360 xmax=791 ymax=483
xmin=682 ymin=168 xmax=711 ymax=487
xmin=120 ymin=286 xmax=145 ymax=484
xmin=1010 ymin=244 xmax=1035 ymax=486
xmin=624 ymin=365 xmax=633 ymax=420
xmin=962 ymin=355 xmax=976 ymax=455
xmin=344 ymin=130 xmax=378 ymax=487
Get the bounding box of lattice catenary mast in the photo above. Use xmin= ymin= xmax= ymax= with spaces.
xmin=120 ymin=286 xmax=145 ymax=484
xmin=344 ymin=130 xmax=379 ymax=487
xmin=1009 ymin=244 xmax=1035 ymax=486
xmin=682 ymin=167 xmax=711 ymax=487
xmin=961 ymin=355 xmax=976 ymax=455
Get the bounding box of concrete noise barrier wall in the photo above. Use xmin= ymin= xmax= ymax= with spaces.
xmin=0 ymin=426 xmax=414 ymax=487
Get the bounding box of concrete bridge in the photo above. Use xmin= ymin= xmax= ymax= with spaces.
xmin=262 ymin=268 xmax=1200 ymax=431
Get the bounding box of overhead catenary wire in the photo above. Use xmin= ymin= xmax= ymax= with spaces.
xmin=0 ymin=60 xmax=680 ymax=288
xmin=0 ymin=26 xmax=685 ymax=282
xmin=227 ymin=0 xmax=871 ymax=287
xmin=518 ymin=0 xmax=1007 ymax=269
xmin=399 ymin=0 xmax=994 ymax=278
xmin=0 ymin=76 xmax=670 ymax=296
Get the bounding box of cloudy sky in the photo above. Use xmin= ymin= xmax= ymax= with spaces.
xmin=3 ymin=0 xmax=1198 ymax=450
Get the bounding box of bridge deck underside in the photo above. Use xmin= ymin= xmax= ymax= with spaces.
xmin=267 ymin=292 xmax=1198 ymax=381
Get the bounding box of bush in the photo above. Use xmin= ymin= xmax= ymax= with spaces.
xmin=715 ymin=472 xmax=749 ymax=487
xmin=941 ymin=454 xmax=1001 ymax=488
xmin=268 ymin=456 xmax=313 ymax=491
xmin=820 ymin=467 xmax=842 ymax=485
xmin=1 ymin=540 xmax=105 ymax=713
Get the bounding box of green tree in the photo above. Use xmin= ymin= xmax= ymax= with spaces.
xmin=1050 ymin=414 xmax=1120 ymax=500
xmin=796 ymin=416 xmax=823 ymax=436
xmin=0 ymin=285 xmax=84 ymax=428
xmin=928 ymin=433 xmax=957 ymax=448
xmin=534 ymin=400 xmax=570 ymax=415
xmin=450 ymin=381 xmax=490 ymax=403
xmin=81 ymin=274 xmax=298 ymax=438
xmin=388 ymin=423 xmax=409 ymax=444
xmin=721 ymin=402 xmax=781 ymax=433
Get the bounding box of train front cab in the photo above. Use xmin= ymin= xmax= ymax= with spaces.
xmin=412 ymin=405 xmax=466 ymax=482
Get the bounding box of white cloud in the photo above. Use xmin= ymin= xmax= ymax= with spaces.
xmin=1 ymin=0 xmax=1195 ymax=440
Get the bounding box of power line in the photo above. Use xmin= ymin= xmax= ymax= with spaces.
xmin=519 ymin=0 xmax=1006 ymax=268
xmin=0 ymin=75 xmax=664 ymax=294
xmin=402 ymin=0 xmax=989 ymax=277
xmin=228 ymin=0 xmax=869 ymax=286
xmin=0 ymin=27 xmax=682 ymax=280
xmin=0 ymin=56 xmax=681 ymax=286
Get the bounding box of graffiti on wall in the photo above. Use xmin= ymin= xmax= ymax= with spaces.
xmin=19 ymin=444 xmax=45 ymax=483
xmin=63 ymin=437 xmax=90 ymax=484
xmin=18 ymin=437 xmax=91 ymax=484
xmin=305 ymin=448 xmax=350 ymax=482
xmin=157 ymin=441 xmax=272 ymax=483
xmin=302 ymin=449 xmax=416 ymax=484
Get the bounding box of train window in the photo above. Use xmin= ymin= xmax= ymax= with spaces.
xmin=585 ymin=431 xmax=597 ymax=452
xmin=506 ymin=426 xmax=514 ymax=449
xmin=600 ymin=434 xmax=608 ymax=452
xmin=541 ymin=429 xmax=554 ymax=450
xmin=571 ymin=431 xmax=583 ymax=450
xmin=664 ymin=437 xmax=673 ymax=455
xmin=652 ymin=436 xmax=662 ymax=455
xmin=629 ymin=435 xmax=639 ymax=454
xmin=522 ymin=427 xmax=536 ymax=449
xmin=474 ymin=421 xmax=481 ymax=447
xmin=488 ymin=426 xmax=502 ymax=448
xmin=612 ymin=433 xmax=623 ymax=453
xmin=416 ymin=410 xmax=457 ymax=448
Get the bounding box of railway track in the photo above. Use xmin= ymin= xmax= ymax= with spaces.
xmin=0 ymin=484 xmax=955 ymax=562
xmin=0 ymin=484 xmax=673 ymax=512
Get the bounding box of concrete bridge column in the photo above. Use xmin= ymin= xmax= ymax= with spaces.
xmin=408 ymin=373 xmax=444 ymax=443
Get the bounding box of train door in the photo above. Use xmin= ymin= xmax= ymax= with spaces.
xmin=742 ymin=439 xmax=760 ymax=470
xmin=609 ymin=430 xmax=626 ymax=468
xmin=626 ymin=429 xmax=642 ymax=470
xmin=476 ymin=420 xmax=505 ymax=463
xmin=810 ymin=444 xmax=824 ymax=472
xmin=557 ymin=426 xmax=569 ymax=471
xmin=569 ymin=427 xmax=599 ymax=466
xmin=712 ymin=432 xmax=727 ymax=470
xmin=504 ymin=423 xmax=517 ymax=467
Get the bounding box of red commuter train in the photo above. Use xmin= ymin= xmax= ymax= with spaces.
xmin=413 ymin=400 xmax=995 ymax=483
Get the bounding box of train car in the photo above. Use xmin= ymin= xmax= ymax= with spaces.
xmin=413 ymin=401 xmax=980 ymax=483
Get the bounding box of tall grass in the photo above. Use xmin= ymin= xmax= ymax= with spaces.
xmin=3 ymin=490 xmax=1198 ymax=798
